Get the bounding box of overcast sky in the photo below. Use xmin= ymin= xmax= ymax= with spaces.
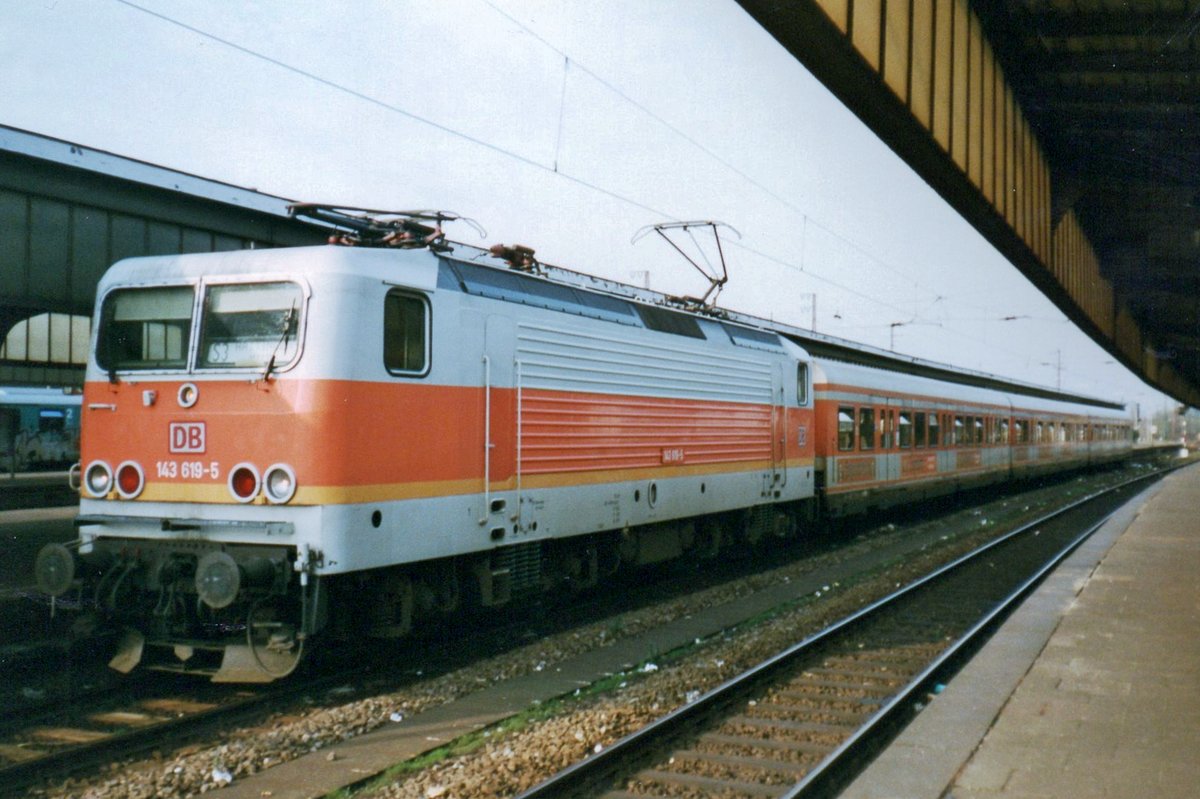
xmin=1 ymin=0 xmax=1173 ymax=417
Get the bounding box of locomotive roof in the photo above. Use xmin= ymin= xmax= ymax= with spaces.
xmin=98 ymin=245 xmax=438 ymax=292
xmin=102 ymin=241 xmax=1124 ymax=414
xmin=432 ymin=243 xmax=1126 ymax=414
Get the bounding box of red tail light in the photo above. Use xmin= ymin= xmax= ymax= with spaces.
xmin=115 ymin=461 xmax=145 ymax=499
xmin=228 ymin=463 xmax=260 ymax=503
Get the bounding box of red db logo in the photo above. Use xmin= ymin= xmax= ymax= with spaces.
xmin=169 ymin=422 xmax=206 ymax=453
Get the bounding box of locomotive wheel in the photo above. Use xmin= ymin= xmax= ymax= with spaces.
xmin=232 ymin=600 xmax=304 ymax=681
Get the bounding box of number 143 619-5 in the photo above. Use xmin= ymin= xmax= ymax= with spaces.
xmin=156 ymin=461 xmax=220 ymax=480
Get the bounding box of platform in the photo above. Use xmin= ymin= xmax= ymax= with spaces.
xmin=843 ymin=462 xmax=1200 ymax=798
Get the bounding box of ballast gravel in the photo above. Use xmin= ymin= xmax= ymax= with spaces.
xmin=29 ymin=471 xmax=1138 ymax=799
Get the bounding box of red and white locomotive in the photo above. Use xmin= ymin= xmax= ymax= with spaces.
xmin=34 ymin=210 xmax=1131 ymax=681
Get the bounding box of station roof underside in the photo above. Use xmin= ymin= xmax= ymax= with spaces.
xmin=737 ymin=0 xmax=1200 ymax=408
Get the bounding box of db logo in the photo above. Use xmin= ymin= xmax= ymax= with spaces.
xmin=169 ymin=422 xmax=206 ymax=453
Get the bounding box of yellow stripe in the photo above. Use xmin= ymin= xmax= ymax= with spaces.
xmin=115 ymin=459 xmax=816 ymax=506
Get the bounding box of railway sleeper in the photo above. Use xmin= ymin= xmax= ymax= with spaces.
xmin=698 ymin=732 xmax=832 ymax=758
xmin=628 ymin=767 xmax=790 ymax=797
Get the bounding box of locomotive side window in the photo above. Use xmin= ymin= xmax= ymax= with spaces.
xmin=198 ymin=282 xmax=303 ymax=369
xmin=96 ymin=285 xmax=194 ymax=371
xmin=384 ymin=291 xmax=429 ymax=375
xmin=796 ymin=363 xmax=809 ymax=406
xmin=837 ymin=407 xmax=855 ymax=451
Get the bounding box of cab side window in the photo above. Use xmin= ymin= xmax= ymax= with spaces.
xmin=796 ymin=363 xmax=809 ymax=406
xmin=384 ymin=291 xmax=429 ymax=375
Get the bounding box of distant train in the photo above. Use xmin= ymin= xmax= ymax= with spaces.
xmin=0 ymin=386 xmax=81 ymax=471
xmin=34 ymin=210 xmax=1132 ymax=681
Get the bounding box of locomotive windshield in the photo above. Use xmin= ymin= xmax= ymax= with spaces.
xmin=95 ymin=281 xmax=303 ymax=373
xmin=96 ymin=285 xmax=194 ymax=371
xmin=198 ymin=282 xmax=302 ymax=369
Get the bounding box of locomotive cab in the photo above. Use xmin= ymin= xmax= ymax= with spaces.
xmin=33 ymin=246 xmax=430 ymax=681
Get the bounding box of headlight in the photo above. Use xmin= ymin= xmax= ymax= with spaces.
xmin=177 ymin=382 xmax=199 ymax=408
xmin=35 ymin=543 xmax=76 ymax=597
xmin=84 ymin=461 xmax=113 ymax=498
xmin=263 ymin=463 xmax=297 ymax=504
xmin=195 ymin=551 xmax=240 ymax=609
xmin=115 ymin=461 xmax=145 ymax=499
xmin=227 ymin=462 xmax=260 ymax=503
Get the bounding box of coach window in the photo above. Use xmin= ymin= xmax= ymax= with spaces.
xmin=858 ymin=407 xmax=875 ymax=450
xmin=384 ymin=291 xmax=430 ymax=375
xmin=880 ymin=409 xmax=893 ymax=449
xmin=1000 ymin=418 xmax=1010 ymax=443
xmin=974 ymin=417 xmax=984 ymax=445
xmin=914 ymin=411 xmax=926 ymax=447
xmin=898 ymin=412 xmax=913 ymax=448
xmin=927 ymin=413 xmax=939 ymax=447
xmin=837 ymin=407 xmax=855 ymax=451
xmin=952 ymin=416 xmax=964 ymax=446
xmin=943 ymin=414 xmax=954 ymax=446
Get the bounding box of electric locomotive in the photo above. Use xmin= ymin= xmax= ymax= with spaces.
xmin=35 ymin=216 xmax=815 ymax=681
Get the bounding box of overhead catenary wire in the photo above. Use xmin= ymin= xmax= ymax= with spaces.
xmin=108 ymin=0 xmax=946 ymax=329
xmin=109 ymin=0 xmax=1066 ymax=374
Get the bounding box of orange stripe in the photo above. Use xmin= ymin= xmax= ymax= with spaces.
xmin=82 ymin=379 xmax=814 ymax=505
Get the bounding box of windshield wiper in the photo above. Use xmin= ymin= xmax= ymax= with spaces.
xmin=262 ymin=304 xmax=297 ymax=381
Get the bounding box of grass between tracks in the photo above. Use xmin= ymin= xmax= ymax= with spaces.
xmin=328 ymin=461 xmax=1176 ymax=798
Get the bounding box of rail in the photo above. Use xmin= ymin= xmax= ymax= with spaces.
xmin=514 ymin=466 xmax=1172 ymax=799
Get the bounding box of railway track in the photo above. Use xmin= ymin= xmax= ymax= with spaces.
xmin=513 ymin=469 xmax=1166 ymax=799
xmin=2 ymin=461 xmax=1176 ymax=798
xmin=0 ymin=673 xmax=280 ymax=796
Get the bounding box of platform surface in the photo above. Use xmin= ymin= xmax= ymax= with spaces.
xmin=843 ymin=463 xmax=1200 ymax=798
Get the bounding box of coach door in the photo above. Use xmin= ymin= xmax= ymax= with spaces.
xmin=882 ymin=398 xmax=899 ymax=483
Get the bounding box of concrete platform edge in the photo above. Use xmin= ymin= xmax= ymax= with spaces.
xmin=839 ymin=477 xmax=1168 ymax=799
